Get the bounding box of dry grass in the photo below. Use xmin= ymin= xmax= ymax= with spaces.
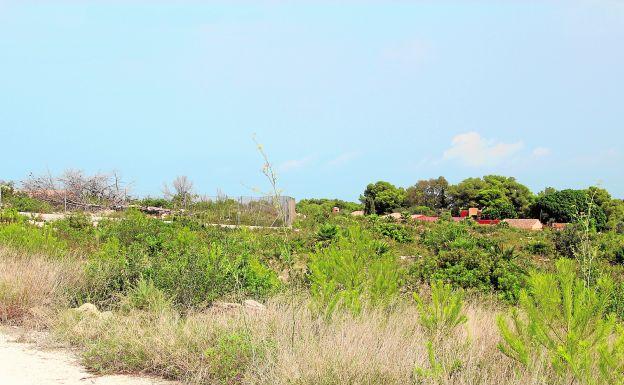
xmin=54 ymin=296 xmax=555 ymax=385
xmin=0 ymin=246 xmax=83 ymax=326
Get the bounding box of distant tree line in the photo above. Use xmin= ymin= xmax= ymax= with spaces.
xmin=360 ymin=176 xmax=624 ymax=232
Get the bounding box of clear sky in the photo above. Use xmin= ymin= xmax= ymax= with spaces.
xmin=1 ymin=1 xmax=622 ymax=201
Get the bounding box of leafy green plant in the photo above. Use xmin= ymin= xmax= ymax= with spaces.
xmin=414 ymin=280 xmax=467 ymax=338
xmin=0 ymin=222 xmax=67 ymax=256
xmin=84 ymin=224 xmax=280 ymax=308
xmin=316 ymin=223 xmax=339 ymax=241
xmin=0 ymin=208 xmax=21 ymax=224
xmin=308 ymin=225 xmax=401 ymax=317
xmin=375 ymin=222 xmax=413 ymax=243
xmin=497 ymin=259 xmax=623 ymax=384
xmin=412 ymin=280 xmax=467 ymax=382
xmin=524 ymin=240 xmax=553 ymax=256
xmin=121 ymin=278 xmax=171 ymax=313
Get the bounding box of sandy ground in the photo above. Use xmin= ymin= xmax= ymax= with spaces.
xmin=0 ymin=329 xmax=176 ymax=385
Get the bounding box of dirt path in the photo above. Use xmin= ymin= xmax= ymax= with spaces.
xmin=0 ymin=330 xmax=176 ymax=385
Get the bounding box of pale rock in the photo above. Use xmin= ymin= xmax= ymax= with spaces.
xmin=74 ymin=303 xmax=99 ymax=316
xmin=243 ymin=300 xmax=266 ymax=312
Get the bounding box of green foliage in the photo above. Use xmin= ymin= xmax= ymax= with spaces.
xmin=412 ymin=281 xmax=467 ymax=382
xmin=6 ymin=194 xmax=52 ymax=213
xmin=136 ymin=197 xmax=172 ymax=208
xmin=414 ymin=280 xmax=467 ymax=338
xmin=84 ymin=217 xmax=280 ymax=308
xmin=374 ymin=222 xmax=413 ymax=243
xmin=296 ymin=198 xmax=362 ymax=218
xmin=412 ymin=341 xmax=445 ymax=381
xmin=411 ymin=222 xmax=527 ymax=302
xmin=588 ymin=186 xmax=624 ymax=233
xmin=497 ymin=259 xmax=623 ymax=384
xmin=448 ymin=175 xmax=534 ymax=216
xmin=316 ymin=223 xmax=339 ymax=241
xmin=597 ymin=232 xmax=624 ymax=264
xmin=532 ymin=189 xmax=607 ymax=230
xmin=360 ymin=181 xmax=406 ymax=215
xmin=308 ymin=226 xmax=401 ymax=316
xmin=0 ymin=222 xmax=66 ymax=256
xmin=406 ymin=205 xmax=435 ymax=216
xmin=481 ymin=199 xmax=517 ymax=219
xmin=524 ymin=239 xmax=553 ymax=256
xmin=1 ymin=184 xmax=52 ymax=213
xmin=553 ymin=223 xmax=584 ymax=258
xmin=121 ymin=278 xmax=172 ymax=313
xmin=203 ymin=329 xmax=267 ymax=383
xmin=405 ymin=177 xmax=449 ymax=211
xmin=0 ymin=208 xmax=21 ymax=224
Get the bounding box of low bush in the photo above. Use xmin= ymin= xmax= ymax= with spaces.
xmin=316 ymin=223 xmax=339 ymax=242
xmin=498 ymin=259 xmax=624 ymax=385
xmin=524 ymin=239 xmax=553 ymax=256
xmin=308 ymin=226 xmax=401 ymax=316
xmin=409 ymin=226 xmax=527 ymax=302
xmin=84 ymin=226 xmax=280 ymax=308
xmin=0 ymin=222 xmax=67 ymax=256
xmin=55 ymin=308 xmax=272 ymax=384
xmin=375 ymin=222 xmax=413 ymax=243
xmin=5 ymin=194 xmax=52 ymax=213
xmin=0 ymin=208 xmax=21 ymax=224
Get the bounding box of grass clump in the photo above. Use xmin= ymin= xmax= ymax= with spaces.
xmin=55 ymin=307 xmax=272 ymax=384
xmin=0 ymin=247 xmax=83 ymax=324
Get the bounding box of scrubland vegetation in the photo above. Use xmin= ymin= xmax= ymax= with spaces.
xmin=1 ymin=172 xmax=624 ymax=384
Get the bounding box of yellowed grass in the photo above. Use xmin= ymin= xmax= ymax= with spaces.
xmin=0 ymin=246 xmax=83 ymax=325
xmin=54 ymin=296 xmax=556 ymax=385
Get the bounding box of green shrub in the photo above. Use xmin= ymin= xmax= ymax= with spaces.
xmin=136 ymin=197 xmax=172 ymax=208
xmin=0 ymin=208 xmax=21 ymax=224
xmin=121 ymin=278 xmax=171 ymax=313
xmin=598 ymin=232 xmax=624 ymax=264
xmin=407 ymin=205 xmax=435 ymax=216
xmin=413 ymin=280 xmax=467 ymax=382
xmin=84 ymin=226 xmax=280 ymax=308
xmin=497 ymin=259 xmax=623 ymax=384
xmin=414 ymin=280 xmax=467 ymax=338
xmin=316 ymin=223 xmax=339 ymax=241
xmin=524 ymin=239 xmax=553 ymax=256
xmin=375 ymin=222 xmax=413 ymax=243
xmin=0 ymin=223 xmax=66 ymax=256
xmin=308 ymin=226 xmax=401 ymax=316
xmin=408 ymin=237 xmax=526 ymax=302
xmin=553 ymin=223 xmax=583 ymax=258
xmin=6 ymin=194 xmax=52 ymax=213
xmin=421 ymin=221 xmax=474 ymax=253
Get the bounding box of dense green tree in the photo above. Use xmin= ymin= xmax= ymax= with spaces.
xmin=446 ymin=177 xmax=486 ymax=212
xmin=360 ymin=181 xmax=406 ymax=215
xmin=296 ymin=198 xmax=363 ymax=220
xmin=447 ymin=175 xmax=534 ymax=217
xmin=531 ymin=189 xmax=607 ymax=230
xmin=588 ymin=187 xmax=624 ymax=233
xmin=481 ymin=200 xmax=517 ymax=219
xmin=405 ymin=177 xmax=449 ymax=211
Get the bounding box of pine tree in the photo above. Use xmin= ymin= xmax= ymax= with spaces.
xmin=497 ymin=259 xmax=624 ymax=384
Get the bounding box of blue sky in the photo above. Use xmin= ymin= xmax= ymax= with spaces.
xmin=1 ymin=1 xmax=622 ymax=201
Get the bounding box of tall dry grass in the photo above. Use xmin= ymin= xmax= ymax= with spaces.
xmin=54 ymin=296 xmax=554 ymax=385
xmin=0 ymin=246 xmax=83 ymax=325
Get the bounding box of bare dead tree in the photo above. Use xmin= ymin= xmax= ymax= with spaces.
xmin=22 ymin=169 xmax=130 ymax=211
xmin=163 ymin=176 xmax=194 ymax=209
